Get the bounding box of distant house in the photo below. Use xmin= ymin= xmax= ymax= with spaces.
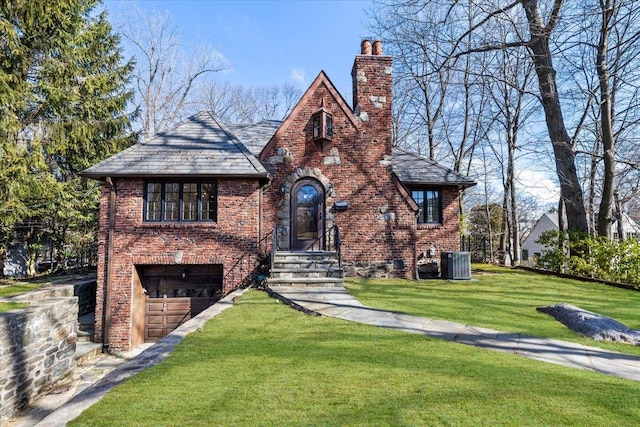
xmin=521 ymin=212 xmax=560 ymax=262
xmin=81 ymin=40 xmax=476 ymax=352
xmin=521 ymin=211 xmax=640 ymax=262
xmin=612 ymin=212 xmax=640 ymax=240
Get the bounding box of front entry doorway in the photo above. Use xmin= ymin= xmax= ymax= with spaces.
xmin=290 ymin=179 xmax=325 ymax=251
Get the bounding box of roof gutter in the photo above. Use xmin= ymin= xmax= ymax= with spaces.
xmin=81 ymin=172 xmax=272 ymax=181
xmin=103 ymin=177 xmax=116 ymax=353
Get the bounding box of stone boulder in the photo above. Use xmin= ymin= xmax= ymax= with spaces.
xmin=537 ymin=303 xmax=640 ymax=345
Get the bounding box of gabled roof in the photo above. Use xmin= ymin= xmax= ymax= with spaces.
xmin=392 ymin=147 xmax=476 ymax=188
xmin=259 ymin=71 xmax=358 ymax=161
xmin=81 ymin=112 xmax=271 ymax=180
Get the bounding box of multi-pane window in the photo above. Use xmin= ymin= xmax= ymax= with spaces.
xmin=144 ymin=182 xmax=217 ymax=222
xmin=201 ymin=183 xmax=217 ymax=221
xmin=412 ymin=189 xmax=442 ymax=224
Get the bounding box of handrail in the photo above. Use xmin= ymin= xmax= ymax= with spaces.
xmin=333 ymin=225 xmax=341 ymax=268
xmin=222 ymin=227 xmax=275 ymax=291
xmin=271 ymin=224 xmax=279 ymax=274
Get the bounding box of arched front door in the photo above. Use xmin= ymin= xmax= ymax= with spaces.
xmin=291 ymin=179 xmax=325 ymax=251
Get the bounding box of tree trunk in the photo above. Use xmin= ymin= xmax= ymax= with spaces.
xmin=596 ymin=1 xmax=615 ymax=238
xmin=558 ymin=198 xmax=567 ymax=273
xmin=0 ymin=247 xmax=5 ymax=278
xmin=521 ymin=0 xmax=588 ymax=235
xmin=587 ymin=139 xmax=599 ymax=237
xmin=615 ymin=190 xmax=624 ymax=241
xmin=509 ymin=143 xmax=520 ymax=265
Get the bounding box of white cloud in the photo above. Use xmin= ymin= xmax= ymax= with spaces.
xmin=516 ymin=169 xmax=560 ymax=205
xmin=290 ymin=68 xmax=306 ymax=86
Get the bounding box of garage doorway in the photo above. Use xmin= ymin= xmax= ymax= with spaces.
xmin=138 ymin=265 xmax=222 ymax=342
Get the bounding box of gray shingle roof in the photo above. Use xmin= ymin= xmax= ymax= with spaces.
xmin=82 ymin=110 xmax=475 ymax=189
xmin=227 ymin=120 xmax=282 ymax=157
xmin=392 ymin=147 xmax=476 ymax=188
xmin=81 ymin=112 xmax=274 ymax=179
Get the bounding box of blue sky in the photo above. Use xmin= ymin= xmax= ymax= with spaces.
xmin=105 ymin=0 xmax=374 ymax=97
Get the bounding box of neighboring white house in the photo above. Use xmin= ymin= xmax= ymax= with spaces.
xmin=521 ymin=212 xmax=560 ymax=263
xmin=612 ymin=212 xmax=640 ymax=240
xmin=521 ymin=211 xmax=640 ymax=263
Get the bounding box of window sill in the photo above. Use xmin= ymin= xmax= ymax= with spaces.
xmin=417 ymin=223 xmax=443 ymax=229
xmin=138 ymin=221 xmax=218 ymax=229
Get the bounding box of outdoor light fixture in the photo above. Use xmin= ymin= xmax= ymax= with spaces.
xmin=327 ymin=184 xmax=334 ymax=196
xmin=280 ymin=183 xmax=286 ymax=194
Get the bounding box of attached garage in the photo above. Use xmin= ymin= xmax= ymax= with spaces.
xmin=135 ymin=265 xmax=223 ymax=342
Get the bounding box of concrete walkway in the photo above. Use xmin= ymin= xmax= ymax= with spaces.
xmin=269 ymin=286 xmax=640 ymax=382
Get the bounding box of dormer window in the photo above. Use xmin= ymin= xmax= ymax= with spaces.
xmin=312 ymin=108 xmax=333 ymax=141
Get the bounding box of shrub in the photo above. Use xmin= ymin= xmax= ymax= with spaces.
xmin=535 ymin=230 xmax=640 ymax=287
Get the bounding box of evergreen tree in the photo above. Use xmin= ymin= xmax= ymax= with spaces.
xmin=0 ymin=0 xmax=135 ymax=275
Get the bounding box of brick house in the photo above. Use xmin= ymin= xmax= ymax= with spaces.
xmin=82 ymin=40 xmax=475 ymax=352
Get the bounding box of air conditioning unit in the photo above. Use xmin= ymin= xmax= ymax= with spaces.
xmin=441 ymin=251 xmax=471 ymax=280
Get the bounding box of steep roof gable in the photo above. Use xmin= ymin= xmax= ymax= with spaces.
xmin=82 ymin=111 xmax=270 ymax=179
xmin=259 ymin=71 xmax=358 ymax=161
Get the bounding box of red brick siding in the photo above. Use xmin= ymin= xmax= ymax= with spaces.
xmin=95 ymin=178 xmax=261 ymax=351
xmin=263 ymin=55 xmax=417 ymax=277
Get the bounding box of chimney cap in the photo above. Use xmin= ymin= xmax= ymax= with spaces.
xmin=361 ymin=39 xmax=372 ymax=55
xmin=372 ymin=40 xmax=383 ymax=56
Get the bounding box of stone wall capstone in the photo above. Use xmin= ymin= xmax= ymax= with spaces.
xmin=0 ymin=286 xmax=78 ymax=422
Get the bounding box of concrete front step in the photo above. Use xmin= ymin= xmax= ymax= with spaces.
xmin=275 ymin=250 xmax=336 ymax=257
xmin=272 ymin=260 xmax=339 ymax=269
xmin=77 ymin=329 xmax=95 ymax=342
xmin=271 ymin=268 xmax=343 ymax=279
xmin=266 ymin=277 xmax=345 ymax=287
xmin=74 ymin=341 xmax=102 ymax=366
xmin=269 ymin=250 xmax=343 ymax=287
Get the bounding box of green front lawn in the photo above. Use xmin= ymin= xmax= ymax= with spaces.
xmin=0 ymin=282 xmax=40 ymax=297
xmin=71 ymin=290 xmax=640 ymax=426
xmin=0 ymin=302 xmax=28 ymax=313
xmin=347 ymin=264 xmax=640 ymax=356
xmin=0 ymin=283 xmax=38 ymax=313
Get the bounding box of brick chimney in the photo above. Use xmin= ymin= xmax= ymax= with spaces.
xmin=351 ymin=39 xmax=392 ymax=155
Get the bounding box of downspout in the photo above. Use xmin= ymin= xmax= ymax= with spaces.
xmin=103 ymin=177 xmax=116 ymax=353
xmin=258 ymin=185 xmax=263 ymax=252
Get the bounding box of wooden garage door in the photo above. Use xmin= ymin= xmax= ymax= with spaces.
xmin=142 ymin=265 xmax=222 ymax=342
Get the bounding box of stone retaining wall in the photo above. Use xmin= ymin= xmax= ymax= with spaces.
xmin=0 ymin=286 xmax=78 ymax=422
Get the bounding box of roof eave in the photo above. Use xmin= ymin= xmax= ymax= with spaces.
xmin=80 ymin=172 xmax=271 ymax=181
xmin=400 ymin=180 xmax=477 ymax=189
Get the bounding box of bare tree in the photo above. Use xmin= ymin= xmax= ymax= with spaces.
xmin=370 ymin=1 xmax=589 ymax=234
xmin=486 ymin=36 xmax=536 ymax=265
xmin=198 ymin=81 xmax=302 ymax=123
xmin=369 ymin=0 xmax=496 ymax=231
xmin=518 ymin=0 xmax=588 ymax=234
xmin=592 ymin=0 xmax=640 ymax=237
xmin=595 ymin=0 xmax=616 ymax=237
xmin=117 ymin=6 xmax=227 ymax=138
